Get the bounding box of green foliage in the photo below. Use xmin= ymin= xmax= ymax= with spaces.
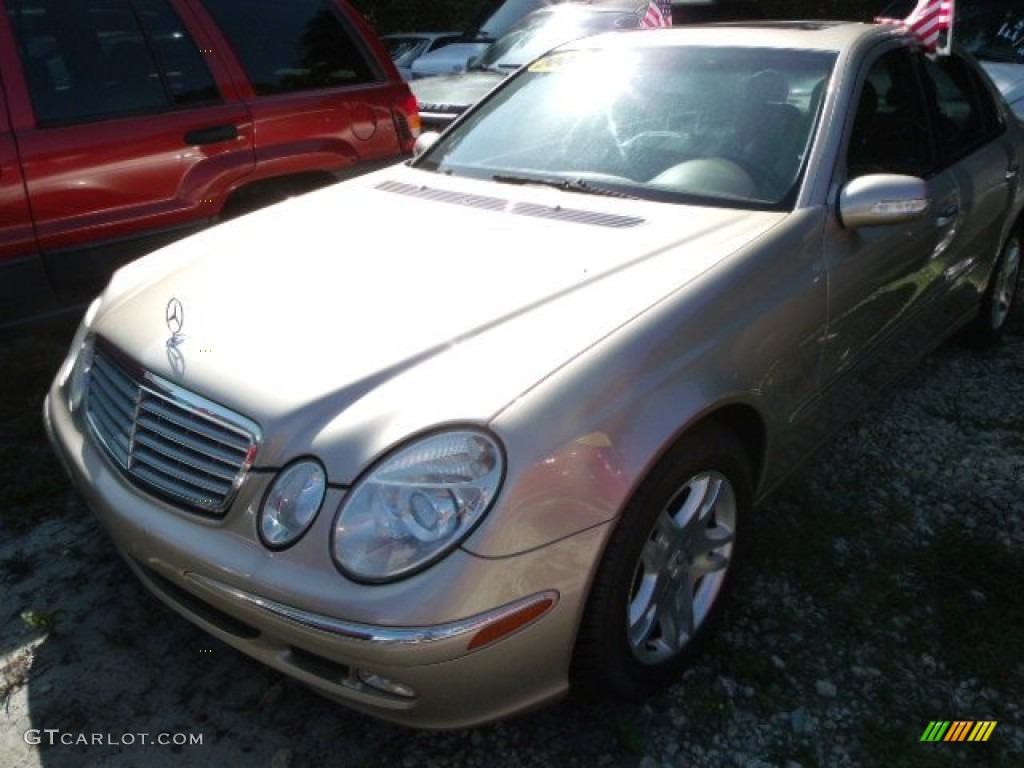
xmin=762 ymin=0 xmax=884 ymax=21
xmin=350 ymin=0 xmax=479 ymax=34
xmin=21 ymin=609 xmax=63 ymax=634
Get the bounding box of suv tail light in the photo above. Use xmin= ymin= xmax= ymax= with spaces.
xmin=391 ymin=92 xmax=422 ymax=152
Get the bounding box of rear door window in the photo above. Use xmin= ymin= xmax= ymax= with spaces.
xmin=7 ymin=0 xmax=218 ymax=125
xmin=136 ymin=0 xmax=220 ymax=106
xmin=920 ymin=53 xmax=1003 ymax=166
xmin=201 ymin=0 xmax=378 ymax=95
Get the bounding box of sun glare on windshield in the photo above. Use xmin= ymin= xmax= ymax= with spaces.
xmin=529 ymin=50 xmax=639 ymax=115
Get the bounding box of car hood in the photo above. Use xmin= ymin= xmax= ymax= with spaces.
xmin=411 ymin=70 xmax=507 ymax=113
xmin=93 ymin=165 xmax=783 ymax=475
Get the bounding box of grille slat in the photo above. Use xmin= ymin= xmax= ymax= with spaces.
xmin=87 ymin=393 xmax=131 ymax=466
xmin=135 ymin=409 xmax=249 ymax=466
xmin=89 ymin=374 xmax=135 ymax=430
xmin=90 ymin=357 xmax=137 ymax=404
xmin=90 ymin=388 xmax=134 ymax=436
xmin=133 ymin=431 xmax=239 ymax=483
xmin=85 ymin=346 xmax=259 ymax=515
xmin=138 ymin=397 xmax=252 ymax=452
xmin=132 ymin=464 xmax=225 ymax=510
xmin=132 ymin=444 xmax=233 ymax=496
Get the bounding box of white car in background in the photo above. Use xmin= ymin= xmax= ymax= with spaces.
xmin=409 ymin=0 xmax=768 ymax=79
xmin=411 ymin=0 xmax=557 ymax=79
xmin=950 ymin=0 xmax=1024 ymax=118
xmin=383 ymin=32 xmax=461 ymax=79
xmin=410 ymin=41 xmax=492 ymax=78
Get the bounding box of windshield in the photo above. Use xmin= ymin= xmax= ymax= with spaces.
xmin=464 ymin=0 xmax=548 ymax=41
xmin=476 ymin=9 xmax=637 ymax=71
xmin=416 ymin=44 xmax=836 ymax=210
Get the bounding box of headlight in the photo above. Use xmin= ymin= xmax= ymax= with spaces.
xmin=60 ymin=299 xmax=101 ymax=413
xmin=332 ymin=430 xmax=504 ymax=583
xmin=259 ymin=459 xmax=327 ymax=548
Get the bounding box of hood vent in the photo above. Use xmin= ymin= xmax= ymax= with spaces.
xmin=511 ymin=201 xmax=642 ymax=229
xmin=376 ymin=180 xmax=506 ymax=211
xmin=376 ymin=180 xmax=644 ymax=228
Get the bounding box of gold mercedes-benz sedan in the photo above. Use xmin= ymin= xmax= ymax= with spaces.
xmin=45 ymin=21 xmax=1022 ymax=728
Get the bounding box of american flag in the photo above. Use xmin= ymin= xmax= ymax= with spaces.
xmin=876 ymin=0 xmax=954 ymax=53
xmin=641 ymin=0 xmax=672 ymax=29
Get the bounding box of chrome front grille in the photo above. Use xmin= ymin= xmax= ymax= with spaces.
xmin=85 ymin=343 xmax=260 ymax=514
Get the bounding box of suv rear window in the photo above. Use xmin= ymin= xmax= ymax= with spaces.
xmin=8 ymin=0 xmax=218 ymax=125
xmin=201 ymin=0 xmax=378 ymax=95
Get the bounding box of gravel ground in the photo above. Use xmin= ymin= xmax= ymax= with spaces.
xmin=1 ymin=313 xmax=1022 ymax=768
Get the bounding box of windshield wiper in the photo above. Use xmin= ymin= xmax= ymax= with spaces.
xmin=492 ymin=174 xmax=638 ymax=199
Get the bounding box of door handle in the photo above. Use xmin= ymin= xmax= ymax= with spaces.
xmin=1006 ymin=165 xmax=1020 ymax=181
xmin=936 ymin=204 xmax=959 ymax=228
xmin=184 ymin=124 xmax=239 ymax=145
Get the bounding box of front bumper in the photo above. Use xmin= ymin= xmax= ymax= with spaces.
xmin=44 ymin=384 xmax=611 ymax=728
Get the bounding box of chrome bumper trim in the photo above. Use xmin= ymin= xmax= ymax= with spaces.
xmin=185 ymin=572 xmax=558 ymax=647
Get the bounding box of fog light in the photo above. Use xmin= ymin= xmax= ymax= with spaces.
xmin=356 ymin=670 xmax=416 ymax=699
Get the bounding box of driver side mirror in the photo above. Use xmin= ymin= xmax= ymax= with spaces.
xmin=838 ymin=174 xmax=930 ymax=229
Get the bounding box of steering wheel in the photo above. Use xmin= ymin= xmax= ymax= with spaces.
xmin=559 ymin=112 xmax=633 ymax=176
xmin=717 ymin=150 xmax=786 ymax=199
xmin=621 ymin=131 xmax=692 ymax=174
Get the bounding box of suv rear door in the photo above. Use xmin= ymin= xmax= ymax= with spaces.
xmin=1 ymin=0 xmax=255 ymax=305
xmin=0 ymin=67 xmax=43 ymax=324
xmin=193 ymin=0 xmax=414 ymax=187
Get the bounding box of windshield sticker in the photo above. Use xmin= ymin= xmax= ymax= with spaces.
xmin=996 ymin=18 xmax=1024 ymax=53
xmin=528 ymin=51 xmax=586 ymax=73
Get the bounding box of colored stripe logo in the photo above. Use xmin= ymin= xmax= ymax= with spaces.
xmin=920 ymin=721 xmax=997 ymax=742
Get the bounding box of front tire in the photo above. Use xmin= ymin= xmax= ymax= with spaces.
xmin=572 ymin=423 xmax=751 ymax=700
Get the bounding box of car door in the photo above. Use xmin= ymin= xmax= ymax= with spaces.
xmin=820 ymin=45 xmax=960 ymax=407
xmin=0 ymin=69 xmax=51 ymax=326
xmin=917 ymin=51 xmax=1020 ymax=323
xmin=194 ymin=0 xmax=410 ymax=183
xmin=1 ymin=0 xmax=255 ymax=304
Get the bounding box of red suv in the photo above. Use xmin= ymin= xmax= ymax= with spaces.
xmin=0 ymin=0 xmax=419 ymax=332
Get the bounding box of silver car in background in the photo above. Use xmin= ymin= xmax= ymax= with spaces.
xmin=46 ymin=22 xmax=1023 ymax=728
xmin=382 ymin=32 xmax=462 ymax=80
xmin=878 ymin=0 xmax=1024 ymax=117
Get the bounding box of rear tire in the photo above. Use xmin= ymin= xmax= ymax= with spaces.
xmin=968 ymin=227 xmax=1021 ymax=348
xmin=572 ymin=423 xmax=751 ymax=700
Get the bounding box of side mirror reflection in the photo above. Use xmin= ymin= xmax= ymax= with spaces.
xmin=413 ymin=131 xmax=441 ymax=158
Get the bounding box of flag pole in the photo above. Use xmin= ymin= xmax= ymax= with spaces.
xmin=936 ymin=0 xmax=955 ymax=56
